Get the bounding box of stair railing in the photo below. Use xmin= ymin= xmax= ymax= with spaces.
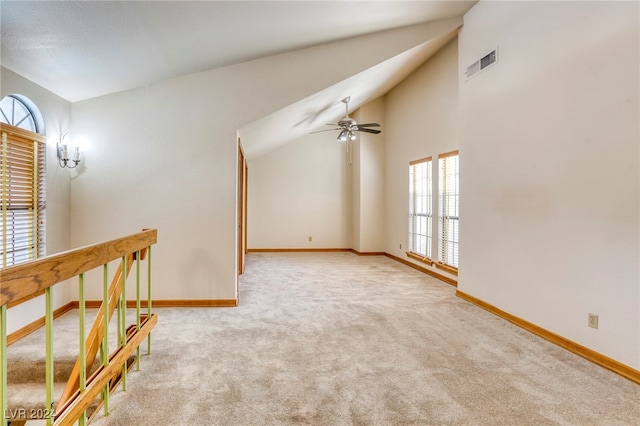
xmin=0 ymin=228 xmax=158 ymax=426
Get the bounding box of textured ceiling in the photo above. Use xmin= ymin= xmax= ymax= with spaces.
xmin=1 ymin=1 xmax=476 ymax=102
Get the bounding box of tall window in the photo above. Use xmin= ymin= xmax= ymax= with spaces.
xmin=0 ymin=95 xmax=46 ymax=267
xmin=408 ymin=157 xmax=432 ymax=261
xmin=438 ymin=150 xmax=459 ymax=270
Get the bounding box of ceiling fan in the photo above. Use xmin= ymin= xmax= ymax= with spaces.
xmin=311 ymin=96 xmax=381 ymax=141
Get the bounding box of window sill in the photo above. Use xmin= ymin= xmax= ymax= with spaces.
xmin=436 ymin=262 xmax=458 ymax=276
xmin=406 ymin=252 xmax=433 ymax=266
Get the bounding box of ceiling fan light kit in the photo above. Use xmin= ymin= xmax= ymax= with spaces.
xmin=310 ymin=96 xmax=382 ymax=142
xmin=338 ymin=129 xmax=357 ymax=142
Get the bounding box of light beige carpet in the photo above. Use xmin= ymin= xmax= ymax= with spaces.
xmin=9 ymin=252 xmax=640 ymax=425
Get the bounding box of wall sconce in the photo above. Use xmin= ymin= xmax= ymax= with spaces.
xmin=57 ymin=131 xmax=81 ymax=168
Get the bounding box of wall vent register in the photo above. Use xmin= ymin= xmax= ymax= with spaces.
xmin=465 ymin=48 xmax=498 ymax=80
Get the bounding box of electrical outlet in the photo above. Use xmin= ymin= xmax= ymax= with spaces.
xmin=588 ymin=313 xmax=599 ymax=329
xmin=308 ymin=236 xmax=312 ymax=242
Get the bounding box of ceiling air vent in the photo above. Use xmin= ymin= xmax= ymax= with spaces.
xmin=465 ymin=47 xmax=498 ymax=81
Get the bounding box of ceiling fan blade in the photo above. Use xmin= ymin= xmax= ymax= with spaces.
xmin=356 ymin=123 xmax=381 ymax=128
xmin=310 ymin=128 xmax=341 ymax=134
xmin=356 ymin=128 xmax=381 ymax=134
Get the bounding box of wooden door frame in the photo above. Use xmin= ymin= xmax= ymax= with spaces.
xmin=237 ymin=140 xmax=247 ymax=277
xmin=244 ymin=166 xmax=248 ymax=256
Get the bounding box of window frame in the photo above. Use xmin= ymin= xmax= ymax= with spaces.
xmin=0 ymin=94 xmax=44 ymax=134
xmin=0 ymin=122 xmax=46 ymax=268
xmin=437 ymin=150 xmax=459 ymax=274
xmin=407 ymin=156 xmax=433 ymax=265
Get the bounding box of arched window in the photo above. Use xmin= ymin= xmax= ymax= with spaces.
xmin=0 ymin=94 xmax=45 ymax=134
xmin=0 ymin=94 xmax=46 ymax=267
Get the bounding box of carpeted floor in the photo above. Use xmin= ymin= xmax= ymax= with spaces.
xmin=9 ymin=252 xmax=640 ymax=425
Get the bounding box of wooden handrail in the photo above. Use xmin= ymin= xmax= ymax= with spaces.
xmin=1 ymin=229 xmax=158 ymax=426
xmin=0 ymin=229 xmax=157 ymax=307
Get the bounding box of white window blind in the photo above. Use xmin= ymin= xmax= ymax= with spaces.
xmin=0 ymin=123 xmax=46 ymax=267
xmin=438 ymin=150 xmax=459 ymax=268
xmin=408 ymin=157 xmax=432 ymax=259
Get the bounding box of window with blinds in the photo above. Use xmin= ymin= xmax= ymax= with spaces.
xmin=408 ymin=157 xmax=432 ymax=261
xmin=438 ymin=150 xmax=459 ymax=270
xmin=0 ymin=123 xmax=46 ymax=267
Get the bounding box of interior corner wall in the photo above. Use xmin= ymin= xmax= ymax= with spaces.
xmin=1 ymin=67 xmax=73 ymax=334
xmin=458 ymin=1 xmax=639 ymax=369
xmin=383 ymin=38 xmax=459 ymax=276
xmin=248 ymin=133 xmax=352 ymax=249
xmin=352 ymin=99 xmax=386 ymax=253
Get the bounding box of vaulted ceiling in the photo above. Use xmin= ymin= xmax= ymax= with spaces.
xmin=1 ymin=1 xmax=477 ymax=158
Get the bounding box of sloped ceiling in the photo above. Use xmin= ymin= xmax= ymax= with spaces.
xmin=239 ymin=29 xmax=458 ymax=160
xmin=1 ymin=1 xmax=476 ymax=158
xmin=1 ymin=1 xmax=475 ymax=102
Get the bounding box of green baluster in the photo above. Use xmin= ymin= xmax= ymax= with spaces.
xmin=1 ymin=305 xmax=7 ymax=426
xmin=78 ymin=273 xmax=87 ymax=426
xmin=121 ymin=256 xmax=127 ymax=391
xmin=147 ymin=246 xmax=152 ymax=354
xmin=136 ymin=250 xmax=141 ymax=371
xmin=102 ymin=263 xmax=110 ymax=415
xmin=45 ymin=288 xmax=54 ymax=426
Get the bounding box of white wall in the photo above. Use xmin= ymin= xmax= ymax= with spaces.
xmin=69 ymin=22 xmax=449 ymax=302
xmin=247 ymin=98 xmax=385 ymax=253
xmin=458 ymin=1 xmax=639 ymax=368
xmin=1 ymin=67 xmax=73 ymax=333
xmin=352 ymin=99 xmax=386 ymax=253
xmin=384 ymin=38 xmax=459 ymax=277
xmin=248 ymin=133 xmax=352 ymax=249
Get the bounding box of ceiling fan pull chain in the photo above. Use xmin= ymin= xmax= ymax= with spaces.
xmin=348 ymin=139 xmax=352 ymax=165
